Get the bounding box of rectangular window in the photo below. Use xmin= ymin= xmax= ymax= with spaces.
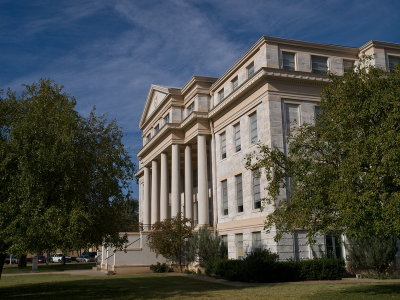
xmin=252 ymin=232 xmax=262 ymax=251
xmin=284 ymin=103 xmax=300 ymax=137
xmin=163 ymin=113 xmax=170 ymax=124
xmin=187 ymin=102 xmax=194 ymax=116
xmin=282 ymin=52 xmax=295 ymax=70
xmin=252 ymin=169 xmax=261 ymax=209
xmin=231 ymin=76 xmax=238 ymax=91
xmin=325 ymin=232 xmax=343 ymax=259
xmin=343 ymin=59 xmax=355 ymax=73
xmin=218 ymin=89 xmax=225 ymax=102
xmin=221 ymin=180 xmax=228 ymax=216
xmin=235 ymin=233 xmax=244 ymax=259
xmin=220 ymin=132 xmax=226 ymax=159
xmin=247 ymin=62 xmax=255 ymax=78
xmin=311 ymin=55 xmax=328 ymax=74
xmin=388 ymin=55 xmax=400 ymax=72
xmin=234 ymin=123 xmax=241 ymax=152
xmin=236 ymin=174 xmax=243 ymax=213
xmin=154 ymin=124 xmax=160 ymax=134
xmin=249 ymin=112 xmax=258 ymax=144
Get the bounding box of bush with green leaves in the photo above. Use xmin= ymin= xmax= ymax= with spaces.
xmin=207 ymin=256 xmax=345 ymax=282
xmin=346 ymin=234 xmax=397 ymax=274
xmin=150 ymin=262 xmax=172 ymax=273
xmin=187 ymin=227 xmax=227 ymax=267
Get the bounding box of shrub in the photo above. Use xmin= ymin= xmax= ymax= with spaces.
xmin=285 ymin=258 xmax=346 ymax=281
xmin=150 ymin=262 xmax=172 ymax=273
xmin=187 ymin=227 xmax=226 ymax=267
xmin=213 ymin=259 xmax=248 ymax=281
xmin=207 ymin=257 xmax=345 ymax=282
xmin=243 ymin=249 xmax=280 ymax=282
xmin=346 ymin=234 xmax=397 ymax=274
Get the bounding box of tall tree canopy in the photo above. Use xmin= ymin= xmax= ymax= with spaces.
xmin=0 ymin=79 xmax=135 ymax=276
xmin=246 ymin=63 xmax=400 ymax=241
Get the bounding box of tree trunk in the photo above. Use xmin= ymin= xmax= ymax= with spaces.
xmin=18 ymin=254 xmax=27 ymax=268
xmin=0 ymin=253 xmax=6 ymax=280
xmin=46 ymin=252 xmax=50 ymax=266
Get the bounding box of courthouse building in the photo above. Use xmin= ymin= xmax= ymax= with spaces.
xmin=130 ymin=36 xmax=400 ymax=265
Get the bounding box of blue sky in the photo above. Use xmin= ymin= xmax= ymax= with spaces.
xmin=1 ymin=0 xmax=400 ymax=197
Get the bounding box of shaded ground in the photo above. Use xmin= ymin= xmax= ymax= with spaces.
xmin=1 ymin=273 xmax=400 ymax=299
xmin=2 ymin=262 xmax=96 ymax=274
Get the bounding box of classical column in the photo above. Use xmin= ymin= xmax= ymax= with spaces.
xmin=151 ymin=160 xmax=159 ymax=224
xmin=197 ymin=135 xmax=209 ymax=225
xmin=184 ymin=145 xmax=193 ymax=221
xmin=160 ymin=153 xmax=168 ymax=220
xmin=171 ymin=144 xmax=180 ymax=217
xmin=143 ymin=166 xmax=151 ymax=229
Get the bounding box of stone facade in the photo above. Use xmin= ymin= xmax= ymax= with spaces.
xmin=136 ymin=36 xmax=400 ymax=261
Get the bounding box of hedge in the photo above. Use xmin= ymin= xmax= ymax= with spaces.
xmin=206 ymin=250 xmax=345 ymax=282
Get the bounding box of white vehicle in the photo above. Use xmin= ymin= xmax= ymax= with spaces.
xmin=50 ymin=253 xmax=71 ymax=263
xmin=51 ymin=253 xmax=63 ymax=263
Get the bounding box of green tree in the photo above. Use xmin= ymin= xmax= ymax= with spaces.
xmin=119 ymin=198 xmax=139 ymax=232
xmin=246 ymin=63 xmax=400 ymax=242
xmin=147 ymin=215 xmax=192 ymax=271
xmin=0 ymin=79 xmax=135 ymax=278
xmin=187 ymin=226 xmax=226 ymax=267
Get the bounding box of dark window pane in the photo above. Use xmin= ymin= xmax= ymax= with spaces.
xmin=312 ymin=56 xmax=328 ymax=74
xmin=282 ymin=52 xmax=295 ymax=70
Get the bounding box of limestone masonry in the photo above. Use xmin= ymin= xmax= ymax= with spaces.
xmin=102 ymin=36 xmax=400 ymax=272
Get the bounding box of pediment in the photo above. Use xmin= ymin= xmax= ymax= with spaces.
xmin=139 ymin=85 xmax=170 ymax=128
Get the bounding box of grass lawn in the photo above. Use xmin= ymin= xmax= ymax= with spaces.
xmin=1 ymin=273 xmax=400 ymax=299
xmin=2 ymin=262 xmax=96 ymax=274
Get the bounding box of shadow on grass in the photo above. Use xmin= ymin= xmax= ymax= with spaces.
xmin=0 ymin=275 xmax=237 ymax=299
xmin=312 ymin=283 xmax=400 ymax=299
xmin=3 ymin=263 xmax=96 ymax=274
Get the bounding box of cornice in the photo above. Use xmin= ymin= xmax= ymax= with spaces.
xmin=210 ymin=36 xmax=359 ymax=93
xmin=181 ymin=75 xmax=218 ymax=95
xmin=137 ymin=123 xmax=181 ymax=157
xmin=264 ymin=36 xmax=358 ymax=54
xmin=359 ymin=40 xmax=400 ymax=52
xmin=210 ymin=36 xmax=266 ymax=92
xmin=209 ymin=67 xmax=329 ymax=119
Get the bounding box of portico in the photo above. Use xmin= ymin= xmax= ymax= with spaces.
xmin=136 ymin=77 xmax=217 ymax=230
xmin=139 ymin=136 xmax=211 ymax=229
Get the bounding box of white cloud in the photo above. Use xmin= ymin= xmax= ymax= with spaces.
xmin=3 ymin=0 xmax=399 ymax=196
